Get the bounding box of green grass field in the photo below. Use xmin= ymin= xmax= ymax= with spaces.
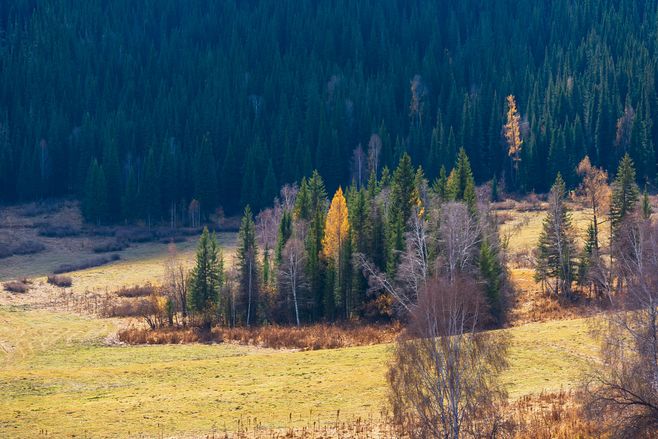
xmin=0 ymin=306 xmax=599 ymax=438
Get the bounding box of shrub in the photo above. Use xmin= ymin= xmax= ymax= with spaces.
xmin=53 ymin=254 xmax=120 ymax=274
xmin=38 ymin=224 xmax=81 ymax=237
xmin=47 ymin=275 xmax=72 ymax=288
xmin=12 ymin=240 xmax=46 ymax=255
xmin=114 ymin=284 xmax=157 ymax=298
xmin=117 ymin=327 xmax=212 ymax=344
xmin=116 ymin=228 xmax=156 ymax=243
xmin=92 ymin=240 xmax=127 ymax=253
xmin=4 ymin=280 xmax=29 ymax=293
xmin=219 ymin=323 xmax=400 ymax=350
xmin=100 ymin=298 xmax=150 ymax=318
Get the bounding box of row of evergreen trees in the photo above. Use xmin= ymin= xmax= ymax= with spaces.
xmin=535 ymin=153 xmax=651 ymax=297
xmin=2 ymin=0 xmax=658 ymax=221
xmin=185 ymin=151 xmax=506 ymax=326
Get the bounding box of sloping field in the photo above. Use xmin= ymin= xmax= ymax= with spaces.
xmin=0 ymin=306 xmax=599 ymax=438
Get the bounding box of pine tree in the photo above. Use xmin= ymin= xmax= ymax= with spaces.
xmin=642 ymin=186 xmax=652 ymax=220
xmin=386 ymin=153 xmax=415 ymax=275
xmin=237 ymin=206 xmax=260 ymax=326
xmin=188 ymin=227 xmax=224 ymax=330
xmin=610 ymin=154 xmax=640 ymax=237
xmin=140 ymin=148 xmax=161 ymax=227
xmin=535 ymin=174 xmax=576 ymax=296
xmin=82 ymin=159 xmax=109 ymax=225
xmin=305 ymin=171 xmax=327 ymax=319
xmin=122 ymin=164 xmax=138 ymax=222
xmin=479 ymin=239 xmax=503 ymax=322
xmin=275 ymin=210 xmax=292 ymax=264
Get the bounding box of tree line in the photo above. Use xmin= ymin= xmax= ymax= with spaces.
xmin=2 ymin=0 xmax=658 ymax=222
xmin=153 ymin=150 xmax=506 ymax=328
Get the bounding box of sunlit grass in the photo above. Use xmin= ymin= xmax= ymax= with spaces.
xmin=0 ymin=307 xmax=598 ymax=438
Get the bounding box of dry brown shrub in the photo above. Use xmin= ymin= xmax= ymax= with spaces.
xmin=118 ymin=327 xmax=210 ymax=344
xmin=3 ymin=280 xmax=30 ymax=293
xmin=220 ymin=323 xmax=400 ymax=350
xmin=510 ymin=390 xmax=602 ymax=438
xmin=116 ymin=323 xmax=400 ymax=349
xmin=113 ymin=283 xmax=156 ymax=298
xmin=100 ymin=297 xmax=150 ymax=318
xmin=47 ymin=275 xmax=72 ymax=288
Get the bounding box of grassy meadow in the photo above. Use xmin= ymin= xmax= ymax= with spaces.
xmin=0 ymin=306 xmax=598 ymax=438
xmin=0 ymin=201 xmax=608 ymax=437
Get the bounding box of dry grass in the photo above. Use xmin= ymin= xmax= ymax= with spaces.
xmin=118 ymin=323 xmax=401 ymax=350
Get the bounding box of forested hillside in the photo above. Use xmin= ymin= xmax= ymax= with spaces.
xmin=1 ymin=0 xmax=657 ymax=222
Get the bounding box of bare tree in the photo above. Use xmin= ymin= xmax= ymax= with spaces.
xmin=367 ymin=133 xmax=382 ymax=177
xmin=279 ymin=183 xmax=298 ymax=212
xmin=278 ymin=235 xmax=307 ymax=326
xmin=163 ymin=243 xmax=189 ymax=326
xmin=586 ymin=218 xmax=658 ymax=437
xmin=410 ymin=74 xmax=428 ymax=128
xmin=388 ymin=276 xmax=509 ymax=438
xmin=615 ymin=104 xmax=636 ymax=153
xmin=439 ymin=202 xmax=482 ymax=282
xmin=577 ymin=156 xmax=610 ymax=252
xmin=351 ymin=144 xmax=367 ymax=188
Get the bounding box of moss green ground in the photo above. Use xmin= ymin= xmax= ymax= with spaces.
xmin=0 ymin=306 xmax=598 ymax=438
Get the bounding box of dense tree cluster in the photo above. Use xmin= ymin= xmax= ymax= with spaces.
xmin=1 ymin=1 xmax=658 ymax=223
xmin=207 ymin=152 xmax=505 ymax=326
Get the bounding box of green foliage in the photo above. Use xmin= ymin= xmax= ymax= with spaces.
xmin=642 ymin=186 xmax=652 ymax=220
xmin=535 ymin=174 xmax=577 ymax=296
xmin=479 ymin=239 xmax=503 ymax=323
xmin=237 ymin=206 xmax=260 ymax=326
xmin=610 ymin=154 xmax=640 ymax=236
xmin=82 ymin=159 xmax=108 ymax=225
xmin=188 ymin=227 xmax=224 ymax=329
xmin=2 ymin=0 xmax=658 ymax=218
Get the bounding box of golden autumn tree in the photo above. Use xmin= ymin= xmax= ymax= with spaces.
xmin=322 ymin=187 xmax=350 ymax=318
xmin=504 ymin=95 xmax=523 ymax=185
xmin=323 ymin=187 xmax=350 ymax=261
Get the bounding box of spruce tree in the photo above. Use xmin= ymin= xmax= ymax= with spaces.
xmin=642 ymin=186 xmax=652 ymax=220
xmin=535 ymin=174 xmax=576 ymax=296
xmin=237 ymin=206 xmax=260 ymax=326
xmin=188 ymin=227 xmax=224 ymax=329
xmin=610 ymin=154 xmax=640 ymax=236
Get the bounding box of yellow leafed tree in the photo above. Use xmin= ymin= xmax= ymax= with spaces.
xmin=505 ymin=95 xmax=522 ymax=172
xmin=322 ymin=187 xmax=350 ymax=262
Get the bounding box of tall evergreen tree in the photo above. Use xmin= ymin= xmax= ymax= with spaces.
xmin=535 ymin=174 xmax=577 ymax=296
xmin=237 ymin=206 xmax=260 ymax=326
xmin=610 ymin=154 xmax=640 ymax=237
xmin=188 ymin=227 xmax=224 ymax=329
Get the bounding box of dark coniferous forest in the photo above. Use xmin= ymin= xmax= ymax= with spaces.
xmin=1 ymin=0 xmax=657 ymax=222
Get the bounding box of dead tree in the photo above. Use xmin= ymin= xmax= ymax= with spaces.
xmin=388 ymin=276 xmax=509 ymax=438
xmin=586 ymin=219 xmax=658 ymax=437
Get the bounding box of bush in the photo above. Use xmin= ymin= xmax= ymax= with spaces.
xmin=20 ymin=201 xmax=62 ymax=217
xmin=92 ymin=240 xmax=127 ymax=253
xmin=38 ymin=224 xmax=81 ymax=237
xmin=219 ymin=323 xmax=400 ymax=350
xmin=118 ymin=327 xmax=212 ymax=344
xmin=53 ymin=254 xmax=120 ymax=274
xmin=116 ymin=228 xmax=156 ymax=243
xmin=117 ymin=323 xmax=399 ymax=348
xmin=12 ymin=240 xmax=46 ymax=255
xmin=100 ymin=298 xmax=150 ymax=318
xmin=47 ymin=275 xmax=72 ymax=288
xmin=4 ymin=280 xmax=29 ymax=293
xmin=114 ymin=284 xmax=157 ymax=298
